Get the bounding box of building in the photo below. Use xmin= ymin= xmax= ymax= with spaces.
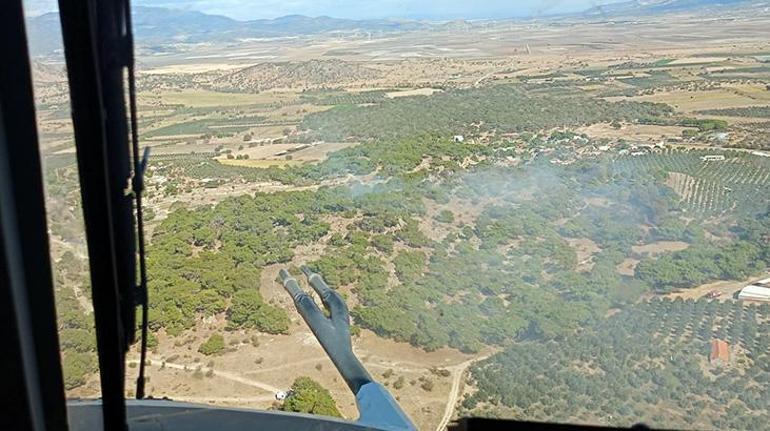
xmin=700 ymin=155 xmax=726 ymax=162
xmin=738 ymin=281 xmax=770 ymax=302
xmin=710 ymin=339 xmax=730 ymax=365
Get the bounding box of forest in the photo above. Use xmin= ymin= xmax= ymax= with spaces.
xmin=299 ymin=84 xmax=673 ymax=141
xmin=145 ymin=130 xmax=770 ymax=354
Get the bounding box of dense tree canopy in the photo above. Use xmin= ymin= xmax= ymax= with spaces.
xmin=280 ymin=377 xmax=342 ymax=418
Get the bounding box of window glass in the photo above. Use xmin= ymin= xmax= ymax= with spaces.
xmin=23 ymin=1 xmax=101 ymax=397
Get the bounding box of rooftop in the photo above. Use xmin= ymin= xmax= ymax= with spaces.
xmin=710 ymin=339 xmax=729 ymax=364
xmin=739 ymin=285 xmax=770 ymax=299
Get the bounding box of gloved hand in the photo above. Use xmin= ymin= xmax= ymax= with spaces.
xmin=279 ymin=267 xmax=372 ymax=394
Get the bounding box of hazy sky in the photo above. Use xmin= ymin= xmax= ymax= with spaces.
xmin=24 ymin=0 xmax=624 ymax=20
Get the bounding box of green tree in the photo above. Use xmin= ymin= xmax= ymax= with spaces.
xmin=435 ymin=209 xmax=455 ymax=224
xmin=281 ymin=377 xmax=342 ymax=418
xmin=62 ymin=352 xmax=97 ymax=390
xmin=198 ymin=334 xmax=225 ymax=356
xmin=227 ymin=289 xmax=290 ymax=334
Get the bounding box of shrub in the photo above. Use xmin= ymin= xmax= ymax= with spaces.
xmin=435 ymin=209 xmax=455 ymax=224
xmin=198 ymin=334 xmax=225 ymax=356
xmin=393 ymin=376 xmax=405 ymax=390
xmin=280 ymin=377 xmax=342 ymax=417
xmin=420 ymin=379 xmax=434 ymax=392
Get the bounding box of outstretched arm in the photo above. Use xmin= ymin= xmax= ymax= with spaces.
xmin=278 ymin=267 xmax=416 ymax=431
xmin=279 ymin=268 xmax=372 ymax=393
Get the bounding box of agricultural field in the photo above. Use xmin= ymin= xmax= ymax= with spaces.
xmin=629 ymin=84 xmax=770 ymax=113
xmin=614 ymin=150 xmax=770 ymax=216
xmin=463 ymin=299 xmax=770 ymax=430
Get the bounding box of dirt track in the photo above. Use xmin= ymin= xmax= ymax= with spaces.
xmin=435 ymin=354 xmax=494 ymax=431
xmin=128 ymin=357 xmax=282 ymax=394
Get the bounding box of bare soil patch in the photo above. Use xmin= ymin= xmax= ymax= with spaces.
xmin=565 ymin=237 xmax=601 ymax=272
xmin=616 ymin=258 xmax=640 ymax=276
xmin=663 ymin=277 xmax=756 ymax=301
xmin=631 ymin=241 xmax=690 ymax=256
xmin=118 ymin=322 xmax=480 ymax=430
xmin=385 ymin=88 xmax=443 ymax=98
xmin=578 ymin=123 xmax=693 ymax=142
xmin=287 ymin=142 xmax=359 ymax=161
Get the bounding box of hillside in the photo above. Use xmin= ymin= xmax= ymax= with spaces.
xmin=25 ymin=7 xmax=427 ymax=56
xmin=585 ymin=0 xmax=762 ymax=16
xmin=214 ymin=60 xmax=384 ymax=92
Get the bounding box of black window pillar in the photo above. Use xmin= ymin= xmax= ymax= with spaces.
xmin=0 ymin=1 xmax=69 ymax=430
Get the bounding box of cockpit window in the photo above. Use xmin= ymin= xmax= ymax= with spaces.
xmin=24 ymin=0 xmax=770 ymax=429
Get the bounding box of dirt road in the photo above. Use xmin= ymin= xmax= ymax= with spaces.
xmin=128 ymin=357 xmax=282 ymax=394
xmin=435 ymin=354 xmax=493 ymax=431
xmin=130 ymin=348 xmax=491 ymax=431
xmin=170 ymin=395 xmax=276 ymax=404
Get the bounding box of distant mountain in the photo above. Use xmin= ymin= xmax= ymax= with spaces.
xmin=25 ymin=2 xmax=768 ymax=57
xmin=244 ymin=14 xmax=424 ymax=35
xmin=25 ymin=12 xmax=63 ymax=56
xmin=584 ymin=0 xmax=763 ymax=17
xmin=25 ymin=6 xmax=427 ymax=56
xmin=131 ymin=6 xmax=238 ymax=41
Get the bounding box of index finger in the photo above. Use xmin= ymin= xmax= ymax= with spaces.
xmin=279 ymin=269 xmax=327 ymax=329
xmin=278 ymin=269 xmax=304 ymax=299
xmin=302 ymin=267 xmax=349 ymax=325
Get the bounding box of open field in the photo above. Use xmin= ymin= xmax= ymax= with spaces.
xmin=663 ymin=277 xmax=755 ymax=301
xmin=577 ymin=123 xmax=694 ymax=142
xmin=216 ymin=142 xmax=359 ymax=166
xmin=218 ymin=159 xmax=304 ymax=168
xmin=669 ymin=57 xmax=729 ymax=65
xmin=99 ymin=308 xmax=482 ymax=431
xmin=631 ymin=241 xmax=690 ymax=256
xmin=628 ymin=84 xmax=770 ymax=113
xmin=142 ymin=89 xmax=299 ymax=107
xmin=284 ymin=142 xmax=359 ymax=161
xmin=386 ymin=88 xmax=443 ymax=98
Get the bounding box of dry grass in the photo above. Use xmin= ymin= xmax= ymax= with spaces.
xmin=386 ymin=88 xmax=443 ymax=98
xmin=629 ymin=86 xmax=769 ymax=113
xmin=663 ymin=278 xmax=755 ymax=301
xmin=631 ymin=241 xmax=690 ymax=256
xmin=578 ymin=123 xmax=693 ymax=142
xmin=231 ymin=143 xmax=303 ymax=159
xmin=264 ymin=104 xmax=330 ymax=122
xmin=669 ymin=57 xmax=728 ymax=65
xmin=220 ymin=142 xmax=359 ymax=166
xmin=218 ymin=159 xmax=303 ymax=168
xmin=616 ymin=258 xmax=639 ymax=276
xmin=287 ymin=142 xmax=359 ymax=161
xmin=141 ymin=64 xmax=246 ymax=74
xmin=113 ymin=318 xmax=477 ymax=430
xmin=155 ymin=89 xmax=297 ymax=107
xmin=148 ymin=142 xmax=221 ymax=155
